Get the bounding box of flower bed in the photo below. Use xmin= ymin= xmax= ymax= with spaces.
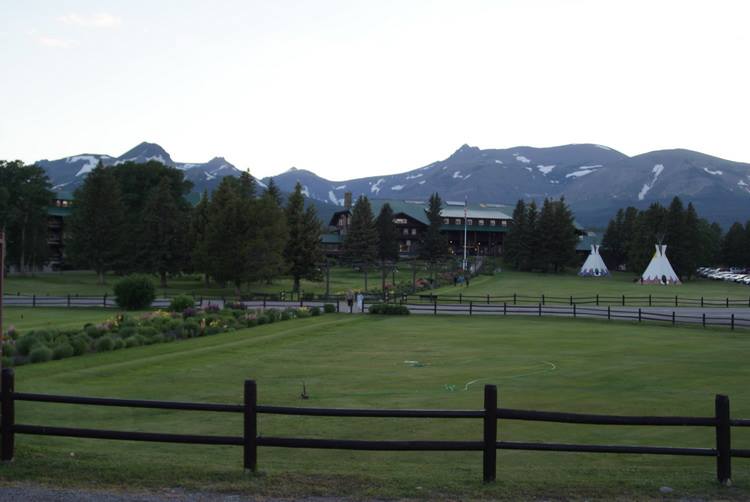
xmin=1 ymin=305 xmax=324 ymax=367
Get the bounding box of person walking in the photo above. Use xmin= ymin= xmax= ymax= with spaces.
xmin=346 ymin=290 xmax=354 ymax=313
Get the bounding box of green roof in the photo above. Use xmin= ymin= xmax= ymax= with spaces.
xmin=441 ymin=224 xmax=508 ymax=233
xmin=331 ymin=199 xmax=514 ymax=226
xmin=321 ymin=232 xmax=343 ymax=244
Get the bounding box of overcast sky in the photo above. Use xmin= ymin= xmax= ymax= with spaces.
xmin=2 ymin=0 xmax=749 ymax=180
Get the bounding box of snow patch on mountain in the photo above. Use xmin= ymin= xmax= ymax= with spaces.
xmin=595 ymin=144 xmax=612 ymax=150
xmin=405 ymin=173 xmax=423 ymax=180
xmin=418 ymin=180 xmax=426 ymax=185
xmin=328 ymin=190 xmax=343 ymax=205
xmin=334 ymin=184 xmax=347 ymax=190
xmin=739 ymin=180 xmax=748 ymax=187
xmin=638 ymin=164 xmax=664 ymax=200
xmin=513 ymin=154 xmax=531 ymax=164
xmin=204 ymin=172 xmax=215 ymax=181
xmin=179 ymin=163 xmax=200 ymax=171
xmin=494 ymin=159 xmax=503 ymax=165
xmin=537 ymin=165 xmax=556 ymax=175
xmin=370 ymin=178 xmax=385 ymax=194
xmin=391 ymin=185 xmax=405 ymax=191
xmin=703 ymin=167 xmax=723 ymax=176
xmin=566 ymin=169 xmax=595 ymax=178
xmin=525 ymin=167 xmax=533 ymax=172
xmin=68 ymin=155 xmax=102 ymax=177
xmin=452 ymin=171 xmax=462 ymax=179
xmin=301 ymin=185 xmax=310 ymax=197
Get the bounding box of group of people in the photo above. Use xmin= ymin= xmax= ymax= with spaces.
xmin=345 ymin=290 xmax=365 ymax=312
xmin=453 ymin=274 xmax=471 ymax=287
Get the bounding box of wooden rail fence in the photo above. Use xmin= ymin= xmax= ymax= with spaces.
xmin=0 ymin=369 xmax=747 ymax=484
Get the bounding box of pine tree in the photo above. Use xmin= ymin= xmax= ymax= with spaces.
xmin=602 ymin=209 xmax=626 ymax=269
xmin=665 ymin=197 xmax=687 ymax=278
xmin=205 ymin=177 xmax=252 ymax=291
xmin=375 ymin=203 xmax=399 ymax=297
xmin=536 ymin=199 xmax=555 ymax=272
xmin=628 ymin=203 xmax=668 ymax=273
xmin=343 ymin=196 xmax=378 ymax=265
xmin=252 ymin=188 xmax=288 ymax=284
xmin=722 ymin=222 xmax=747 ymax=267
xmin=67 ymin=164 xmax=125 ymax=284
xmin=140 ymin=177 xmax=188 ymax=287
xmin=548 ymin=198 xmax=578 ymax=273
xmin=419 ymin=193 xmax=450 ymax=286
xmin=681 ymin=202 xmax=700 ymax=279
xmin=265 ymin=178 xmax=284 ymax=206
xmin=523 ymin=201 xmax=539 ymax=271
xmin=504 ymin=200 xmax=527 ymax=270
xmin=189 ymin=190 xmax=211 ymax=285
xmin=284 ymin=182 xmax=323 ymax=293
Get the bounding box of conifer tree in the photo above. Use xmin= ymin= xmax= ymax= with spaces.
xmin=265 ymin=177 xmax=284 ymax=206
xmin=252 ymin=188 xmax=288 ymax=284
xmin=722 ymin=222 xmax=747 ymax=267
xmin=536 ymin=198 xmax=555 ymax=271
xmin=375 ymin=203 xmax=399 ymax=297
xmin=67 ymin=164 xmax=125 ymax=284
xmin=665 ymin=197 xmax=687 ymax=278
xmin=523 ymin=201 xmax=539 ymax=271
xmin=343 ymin=196 xmax=378 ymax=265
xmin=189 ymin=190 xmax=211 ymax=285
xmin=284 ymin=182 xmax=323 ymax=293
xmin=140 ymin=177 xmax=188 ymax=287
xmin=504 ymin=200 xmax=527 ymax=270
xmin=547 ymin=198 xmax=578 ymax=272
xmin=419 ymin=193 xmax=450 ymax=286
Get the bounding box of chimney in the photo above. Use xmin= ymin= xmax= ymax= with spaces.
xmin=344 ymin=192 xmax=352 ymax=209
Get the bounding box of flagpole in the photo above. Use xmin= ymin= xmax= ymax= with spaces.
xmin=462 ymin=197 xmax=468 ymax=271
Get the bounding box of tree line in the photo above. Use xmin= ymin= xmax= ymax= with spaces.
xmin=67 ymin=161 xmax=323 ymax=290
xmin=503 ymin=198 xmax=579 ymax=272
xmin=601 ymin=197 xmax=732 ymax=279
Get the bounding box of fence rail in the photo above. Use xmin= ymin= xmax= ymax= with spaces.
xmin=0 ymin=369 xmax=746 ymax=485
xmin=395 ymin=301 xmax=750 ymax=330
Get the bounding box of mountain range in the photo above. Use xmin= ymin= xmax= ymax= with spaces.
xmin=35 ymin=142 xmax=750 ymax=228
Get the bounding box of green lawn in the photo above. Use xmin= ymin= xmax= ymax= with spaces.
xmin=3 ymin=307 xmax=117 ymax=332
xmin=3 ymin=267 xmax=417 ymax=297
xmin=431 ymin=270 xmax=750 ymax=302
xmin=1 ymin=314 xmax=749 ymax=499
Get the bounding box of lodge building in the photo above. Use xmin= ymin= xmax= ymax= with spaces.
xmin=323 ymin=197 xmax=515 ymax=258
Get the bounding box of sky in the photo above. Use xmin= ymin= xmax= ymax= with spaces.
xmin=1 ymin=0 xmax=749 ymax=180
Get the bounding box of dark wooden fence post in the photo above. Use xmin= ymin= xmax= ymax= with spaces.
xmin=701 ymin=296 xmax=704 ymax=308
xmin=244 ymin=379 xmax=257 ymax=472
xmin=726 ymin=297 xmax=729 ymax=308
xmin=32 ymin=294 xmax=36 ymax=308
xmin=1 ymin=368 xmax=15 ymax=462
xmin=702 ymin=313 xmax=706 ymax=328
xmin=648 ymin=294 xmax=652 ymax=307
xmin=483 ymin=385 xmax=497 ymax=483
xmin=672 ymin=311 xmax=675 ymax=326
xmin=715 ymin=394 xmax=731 ymax=485
xmin=433 ymin=298 xmax=437 ymax=316
xmin=459 ymin=293 xmax=462 ymax=304
xmin=731 ymin=314 xmax=735 ymax=331
xmin=638 ymin=308 xmax=642 ymax=323
xmin=675 ymin=295 xmax=678 ymax=308
xmin=513 ymin=293 xmax=516 ymax=305
xmin=596 ymin=294 xmax=599 ymax=306
xmin=469 ymin=301 xmax=473 ymax=316
xmin=503 ymin=302 xmax=507 ymax=316
xmin=607 ymin=305 xmax=611 ymax=321
xmin=486 ymin=294 xmax=490 ymax=305
xmin=573 ymin=304 xmax=576 ymax=318
xmin=541 ymin=294 xmax=545 ymax=306
xmin=103 ymin=293 xmax=108 ymax=307
xmin=622 ymin=294 xmax=625 ymax=307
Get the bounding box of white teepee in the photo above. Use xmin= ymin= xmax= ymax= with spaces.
xmin=578 ymin=245 xmax=609 ymax=277
xmin=641 ymin=244 xmax=681 ymax=285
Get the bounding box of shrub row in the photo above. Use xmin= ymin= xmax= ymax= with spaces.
xmin=368 ymin=303 xmax=411 ymax=315
xmin=1 ymin=304 xmax=326 ymax=367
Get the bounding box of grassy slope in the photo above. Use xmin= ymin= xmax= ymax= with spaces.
xmin=432 ymin=270 xmax=750 ymax=300
xmin=1 ymin=314 xmax=749 ymax=499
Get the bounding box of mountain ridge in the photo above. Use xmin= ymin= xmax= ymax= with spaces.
xmin=34 ymin=141 xmax=750 ymax=228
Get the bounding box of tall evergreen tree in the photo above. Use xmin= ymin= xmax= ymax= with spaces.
xmin=375 ymin=203 xmax=399 ymax=297
xmin=419 ymin=193 xmax=450 ymax=286
xmin=188 ymin=190 xmax=211 ymax=285
xmin=252 ymin=188 xmax=288 ymax=284
xmin=536 ymin=199 xmax=556 ymax=271
xmin=504 ymin=200 xmax=527 ymax=270
xmin=265 ymin=177 xmax=284 ymax=206
xmin=665 ymin=197 xmax=688 ymax=278
xmin=547 ymin=198 xmax=578 ymax=272
xmin=140 ymin=177 xmax=188 ymax=287
xmin=627 ymin=203 xmax=668 ymax=273
xmin=67 ymin=164 xmax=125 ymax=284
xmin=284 ymin=182 xmax=323 ymax=293
xmin=343 ymin=196 xmax=378 ymax=265
xmin=602 ymin=209 xmax=626 ymax=269
xmin=205 ymin=177 xmax=252 ymax=291
xmin=523 ymin=201 xmax=540 ymax=271
xmin=681 ymin=202 xmax=701 ymax=279
xmin=722 ymin=222 xmax=747 ymax=267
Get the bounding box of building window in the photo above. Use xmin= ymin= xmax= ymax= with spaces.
xmin=394 ymin=217 xmax=408 ymax=225
xmin=454 ymin=218 xmax=461 ymax=225
xmin=490 ymin=220 xmax=496 ymax=226
xmin=478 ymin=219 xmax=485 ymax=226
xmin=467 ymin=219 xmax=473 ymax=225
xmin=443 ymin=218 xmax=449 ymax=224
xmin=402 ymin=228 xmax=409 ymax=235
xmin=501 ymin=220 xmax=507 ymax=227
xmin=411 ymin=228 xmax=417 ymax=235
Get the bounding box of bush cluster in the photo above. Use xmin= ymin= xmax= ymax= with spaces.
xmin=2 ymin=304 xmax=325 ymax=368
xmin=368 ymin=303 xmax=410 ymax=315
